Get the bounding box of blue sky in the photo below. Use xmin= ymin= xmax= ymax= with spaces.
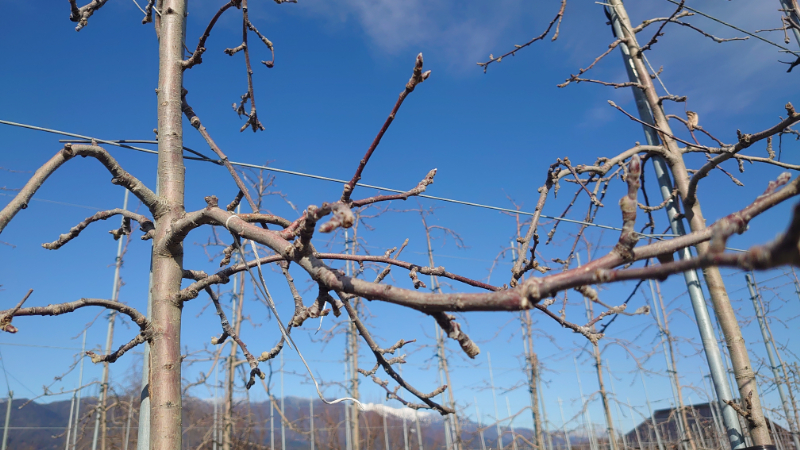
xmin=1 ymin=0 xmax=799 ymax=436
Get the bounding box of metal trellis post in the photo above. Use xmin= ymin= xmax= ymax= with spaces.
xmin=605 ymin=4 xmax=745 ymax=448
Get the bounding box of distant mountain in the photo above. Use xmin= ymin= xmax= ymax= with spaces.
xmin=0 ymin=397 xmax=85 ymax=450
xmin=0 ymin=395 xmax=584 ymax=449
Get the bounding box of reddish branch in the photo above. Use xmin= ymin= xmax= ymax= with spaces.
xmin=594 ymin=201 xmax=800 ymax=281
xmin=170 ymin=168 xmax=800 ymax=326
xmin=340 ymin=53 xmax=431 ymax=203
xmin=171 ymin=169 xmax=437 ymax=266
xmin=351 ymin=169 xmax=437 ymax=207
xmin=314 ymin=253 xmax=496 ymax=291
xmin=306 ymin=174 xmax=800 ymax=311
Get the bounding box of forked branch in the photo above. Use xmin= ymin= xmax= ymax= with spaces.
xmin=341 ymin=53 xmax=431 ymax=203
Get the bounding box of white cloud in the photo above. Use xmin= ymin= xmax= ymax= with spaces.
xmin=297 ymin=0 xmax=542 ymax=70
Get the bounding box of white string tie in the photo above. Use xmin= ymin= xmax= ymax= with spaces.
xmin=225 ymin=214 xmax=238 ymax=231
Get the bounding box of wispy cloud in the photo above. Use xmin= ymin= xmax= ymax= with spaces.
xmin=298 ymin=0 xmax=545 ymax=70
xmin=279 ymin=0 xmax=798 ymax=102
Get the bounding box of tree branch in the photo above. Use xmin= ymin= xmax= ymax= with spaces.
xmin=181 ymin=173 xmax=800 ymax=319
xmin=340 ymin=53 xmax=431 ymax=203
xmin=313 ymin=252 xmax=496 ymax=291
xmin=0 ymin=298 xmax=149 ymax=334
xmin=68 ymin=0 xmax=111 ymax=31
xmin=0 ymin=144 xmax=159 ymax=234
xmin=42 ymin=208 xmax=155 ymax=250
xmin=0 ymin=289 xmax=33 ymax=333
xmin=350 ymin=169 xmax=437 ymax=208
xmin=477 ymin=0 xmax=566 ymax=72
xmin=182 ymin=1 xmax=236 ymax=69
xmin=685 ymin=103 xmax=800 ymax=206
xmin=205 ymin=287 xmax=264 ymax=389
xmin=87 ymin=331 xmax=150 ymax=364
xmin=340 ymin=297 xmax=452 ymax=414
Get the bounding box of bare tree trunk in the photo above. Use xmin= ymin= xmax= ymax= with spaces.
xmin=591 ymin=345 xmax=617 ymax=450
xmin=344 ymin=229 xmax=360 ymax=450
xmin=583 ymin=295 xmax=617 ymax=450
xmin=747 ymin=274 xmax=800 ymax=450
xmin=223 ymin=271 xmax=245 ymax=450
xmin=769 ymin=327 xmax=800 ymax=449
xmin=99 ymin=314 xmax=114 ymax=450
xmin=98 ymin=191 xmax=128 ymax=450
xmin=149 ymin=1 xmax=188 ymax=448
xmin=421 ymin=213 xmax=463 ymax=450
xmin=522 ymin=310 xmax=545 ymax=450
xmin=762 ymin=283 xmax=800 ymax=437
xmin=436 ymin=325 xmax=461 ymax=449
xmin=349 ymin=317 xmax=360 ymax=450
xmin=606 ymin=1 xmax=771 ymax=444
xmin=654 ymin=281 xmax=697 ymax=450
